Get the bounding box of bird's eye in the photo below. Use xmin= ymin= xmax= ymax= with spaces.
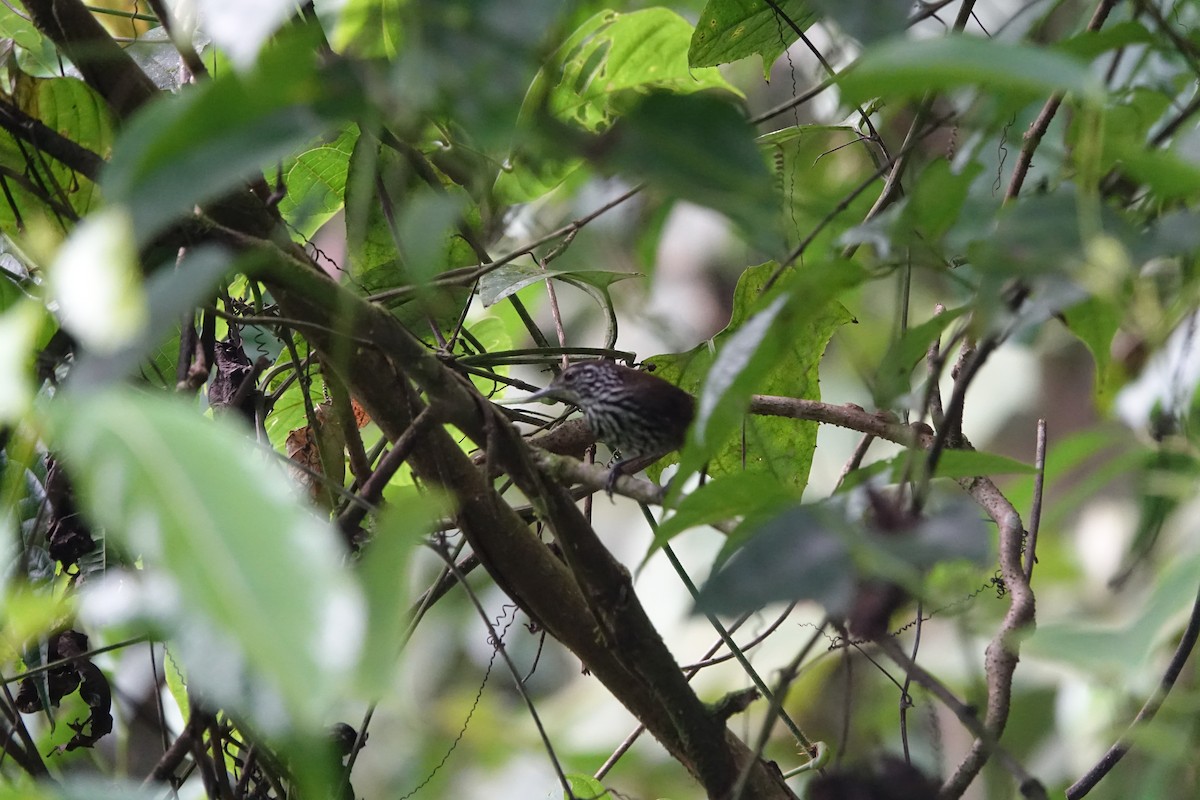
xmin=561 ymin=370 xmax=577 ymax=383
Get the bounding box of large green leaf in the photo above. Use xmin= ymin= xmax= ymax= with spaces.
xmin=0 ymin=3 xmax=62 ymax=76
xmin=0 ymin=75 xmax=112 ymax=229
xmin=1026 ymin=550 xmax=1200 ymax=678
xmin=1057 ymin=20 xmax=1158 ymax=60
xmin=327 ymin=0 xmax=405 ymax=58
xmin=543 ymin=8 xmax=738 ymax=133
xmin=496 ymin=7 xmax=739 ymax=203
xmin=649 ymin=471 xmax=797 ymax=556
xmin=563 ymin=775 xmax=608 ymax=800
xmin=901 ymin=159 xmax=985 ymax=243
xmin=343 ymin=135 xmax=477 ymax=333
xmin=1062 ymin=295 xmax=1123 ymax=408
xmin=839 ymin=36 xmax=1101 ymax=106
xmin=865 ymin=448 xmax=1036 ymax=484
xmin=689 ymin=0 xmax=815 ymax=77
xmin=871 ymin=306 xmax=966 ymax=408
xmin=648 ymin=261 xmax=858 ymax=497
xmin=277 ymin=123 xmax=360 ymax=238
xmin=51 ymin=389 xmax=365 ymax=731
xmin=696 ymin=498 xmax=989 ymax=616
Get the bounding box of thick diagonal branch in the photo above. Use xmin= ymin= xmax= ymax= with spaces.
xmin=247 ymin=243 xmax=796 ymax=799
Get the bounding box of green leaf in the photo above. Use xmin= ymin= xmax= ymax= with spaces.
xmin=696 ymin=292 xmax=789 ymax=451
xmin=51 ymin=389 xmax=365 ymax=731
xmin=969 ymin=188 xmax=1135 ymax=290
xmin=344 ymin=138 xmax=478 ymax=297
xmin=163 ymin=646 xmax=189 ymax=724
xmin=0 ymin=4 xmax=61 ymax=76
xmin=0 ymin=76 xmax=112 ymax=229
xmin=492 ymin=153 xmax=588 ymax=205
xmin=478 ymin=262 xmax=638 ymax=307
xmin=106 ymin=97 xmax=327 ymax=237
xmin=1062 ymin=295 xmax=1123 ymax=407
xmin=1002 ymin=426 xmax=1133 ymax=546
xmin=396 ymin=190 xmax=471 ymax=285
xmin=1115 ymin=449 xmax=1200 ymax=585
xmin=865 ymin=501 xmax=991 ymax=576
xmin=544 ymin=8 xmax=739 ymax=133
xmin=603 ymin=92 xmax=783 ymax=253
xmin=497 ymin=7 xmax=738 ymax=203
xmin=839 ymin=36 xmax=1101 ymax=106
xmin=564 ymin=774 xmax=609 ymax=800
xmin=871 ymin=306 xmax=966 ymax=407
xmin=652 ymin=261 xmax=858 ymax=498
xmin=696 ymin=498 xmax=989 ymax=616
xmin=328 ymin=0 xmax=405 ymax=58
xmin=696 ymin=504 xmax=856 ymax=616
xmin=649 ymin=471 xmax=796 ymax=556
xmin=902 ymin=159 xmax=984 ymax=242
xmin=1026 ymin=550 xmax=1200 ymax=679
xmin=923 ymin=449 xmax=1036 ymax=480
xmin=277 ymin=123 xmax=360 ymax=238
xmin=1057 ymin=20 xmax=1157 ymax=60
xmin=1113 ymin=149 xmax=1200 ymax=201
xmin=356 ymin=493 xmax=443 ymax=695
xmin=689 ymin=0 xmax=816 ymax=77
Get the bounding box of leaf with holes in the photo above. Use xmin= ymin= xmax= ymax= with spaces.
xmin=689 ymin=0 xmax=816 ymax=78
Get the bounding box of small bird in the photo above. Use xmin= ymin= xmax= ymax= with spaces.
xmin=524 ymin=360 xmax=695 ymax=495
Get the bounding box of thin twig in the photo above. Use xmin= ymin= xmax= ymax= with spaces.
xmin=336 ymin=406 xmax=436 ymax=536
xmin=143 ymin=0 xmax=208 ymax=79
xmin=940 ymin=475 xmax=1035 ymax=797
xmin=898 ymin=603 xmax=923 ymax=764
xmin=653 ymin=531 xmax=813 ymax=750
xmin=877 ymin=637 xmax=1046 ymax=798
xmin=142 ymin=712 xmax=201 ymax=786
xmin=428 ymin=536 xmax=574 ymax=798
xmin=1005 ymin=0 xmax=1120 ymax=201
xmin=760 ymin=0 xmax=890 ymax=164
xmin=730 ymin=621 xmax=829 ymax=800
xmin=835 ymin=433 xmax=876 ymax=490
xmin=366 ymin=185 xmax=644 ymax=305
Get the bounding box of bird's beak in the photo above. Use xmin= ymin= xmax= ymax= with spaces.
xmin=521 ymin=386 xmax=560 ymax=403
xmin=495 ymin=385 xmax=560 ymax=406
